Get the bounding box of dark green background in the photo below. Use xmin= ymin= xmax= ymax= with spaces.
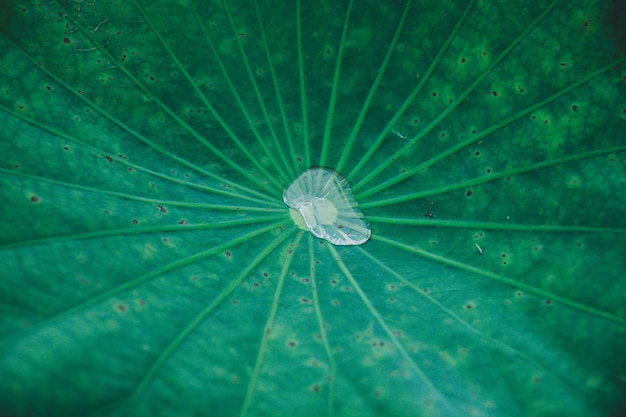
xmin=1 ymin=0 xmax=625 ymax=416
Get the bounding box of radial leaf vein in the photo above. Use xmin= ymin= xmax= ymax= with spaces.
xmin=1 ymin=167 xmax=285 ymax=211
xmin=222 ymin=0 xmax=292 ymax=182
xmin=239 ymin=232 xmax=303 ymax=417
xmin=319 ymin=0 xmax=354 ymax=167
xmin=360 ymin=145 xmax=626 ymax=208
xmin=188 ymin=0 xmax=292 ymax=183
xmin=0 ymin=214 xmax=290 ymax=250
xmin=5 ymin=222 xmax=289 ymax=341
xmin=367 ymin=216 xmax=626 ymax=234
xmin=129 ymin=225 xmax=297 ymax=404
xmin=352 ymin=0 xmax=561 ymax=191
xmin=347 ymin=0 xmax=478 ymax=185
xmin=254 ymin=0 xmax=298 ymax=178
xmin=48 ymin=0 xmax=281 ymax=196
xmin=189 ymin=0 xmax=290 ymax=184
xmin=372 ymin=234 xmax=626 ymax=325
xmin=309 ymin=234 xmax=336 ymax=416
xmin=0 ymin=104 xmax=281 ymax=206
xmin=357 ymin=56 xmax=626 ymax=200
xmin=326 ymin=244 xmax=458 ymax=414
xmin=127 ymin=0 xmax=284 ymax=191
xmin=296 ymin=0 xmax=310 ymax=168
xmin=336 ymin=0 xmax=414 ymax=173
xmin=1 ymin=35 xmax=275 ymax=202
xmin=355 ymin=246 xmax=574 ymax=384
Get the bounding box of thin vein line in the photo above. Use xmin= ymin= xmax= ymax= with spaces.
xmin=355 ymin=245 xmax=582 ymax=396
xmin=127 ymin=0 xmax=284 ymax=192
xmin=360 ymin=144 xmax=626 ymax=208
xmin=326 ymin=244 xmax=458 ymax=414
xmin=0 ymin=104 xmax=281 ymax=206
xmin=0 ymin=214 xmax=289 ymax=250
xmin=357 ymin=57 xmax=626 ymax=200
xmin=336 ymin=0 xmax=414 ymax=173
xmin=352 ymin=0 xmax=560 ymax=191
xmin=188 ymin=0 xmax=290 ymax=185
xmin=1 ymin=34 xmax=274 ymax=203
xmin=346 ymin=0 xmax=478 ymax=184
xmin=367 ymin=216 xmax=626 ymax=234
xmin=129 ymin=225 xmax=296 ymax=404
xmin=222 ymin=0 xmax=292 ymax=183
xmin=319 ymin=0 xmax=354 ymax=166
xmin=49 ymin=0 xmax=280 ymax=196
xmin=238 ymin=232 xmax=303 ymax=417
xmin=296 ymin=0 xmax=310 ymax=168
xmin=2 ymin=167 xmax=285 ymax=211
xmin=309 ymin=234 xmax=336 ymax=417
xmin=372 ymin=234 xmax=626 ymax=325
xmin=3 ymin=222 xmax=288 ymax=343
xmin=254 ymin=0 xmax=298 ymax=178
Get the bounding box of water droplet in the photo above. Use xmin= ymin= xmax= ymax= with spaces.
xmin=283 ymin=167 xmax=371 ymax=246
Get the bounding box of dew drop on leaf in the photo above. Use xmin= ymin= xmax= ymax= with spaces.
xmin=283 ymin=167 xmax=371 ymax=246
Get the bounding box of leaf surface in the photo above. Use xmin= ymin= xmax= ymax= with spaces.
xmin=1 ymin=1 xmax=625 ymax=416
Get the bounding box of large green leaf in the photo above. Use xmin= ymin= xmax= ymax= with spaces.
xmin=1 ymin=0 xmax=625 ymax=416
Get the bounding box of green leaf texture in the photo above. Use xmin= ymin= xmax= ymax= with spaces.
xmin=1 ymin=1 xmax=625 ymax=416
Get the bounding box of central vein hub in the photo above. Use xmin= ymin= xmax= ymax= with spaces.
xmin=283 ymin=167 xmax=371 ymax=246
